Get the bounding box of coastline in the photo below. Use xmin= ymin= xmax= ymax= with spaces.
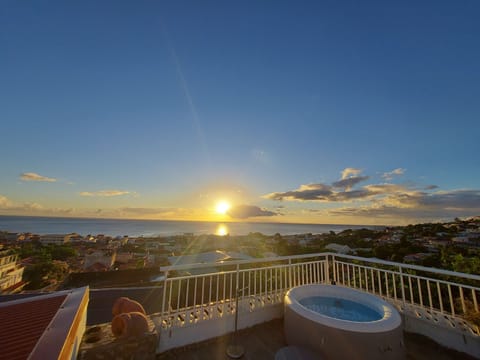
xmin=0 ymin=215 xmax=385 ymax=237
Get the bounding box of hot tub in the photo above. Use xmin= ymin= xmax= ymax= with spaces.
xmin=284 ymin=284 xmax=405 ymax=359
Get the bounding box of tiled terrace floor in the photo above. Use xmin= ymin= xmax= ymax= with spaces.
xmin=157 ymin=319 xmax=476 ymax=360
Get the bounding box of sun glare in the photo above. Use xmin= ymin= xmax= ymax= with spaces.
xmin=215 ymin=201 xmax=231 ymax=215
xmin=216 ymin=224 xmax=229 ymax=236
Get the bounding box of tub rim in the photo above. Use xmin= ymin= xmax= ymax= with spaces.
xmin=285 ymin=284 xmax=402 ymax=333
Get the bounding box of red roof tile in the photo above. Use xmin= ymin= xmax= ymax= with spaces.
xmin=0 ymin=294 xmax=67 ymax=360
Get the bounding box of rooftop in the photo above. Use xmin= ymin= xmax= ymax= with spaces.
xmin=0 ymin=287 xmax=89 ymax=360
xmin=157 ymin=319 xmax=475 ymax=360
xmin=0 ymin=294 xmax=67 ymax=360
xmin=1 ymin=252 xmax=479 ymax=359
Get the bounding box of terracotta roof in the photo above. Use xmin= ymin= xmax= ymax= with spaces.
xmin=0 ymin=294 xmax=67 ymax=360
xmin=0 ymin=286 xmax=89 ymax=360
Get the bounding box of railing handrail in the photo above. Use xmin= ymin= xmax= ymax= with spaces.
xmin=331 ymin=253 xmax=480 ymax=281
xmin=160 ymin=252 xmax=327 ymax=272
xmin=160 ymin=251 xmax=480 ymax=282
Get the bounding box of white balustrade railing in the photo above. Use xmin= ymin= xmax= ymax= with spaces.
xmin=157 ymin=252 xmax=480 ymax=336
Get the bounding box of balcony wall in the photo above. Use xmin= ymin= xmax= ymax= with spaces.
xmin=152 ymin=253 xmax=480 ymax=358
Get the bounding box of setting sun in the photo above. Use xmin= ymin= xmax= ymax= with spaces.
xmin=215 ymin=201 xmax=231 ymax=215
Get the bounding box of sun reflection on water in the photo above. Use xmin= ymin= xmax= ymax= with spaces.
xmin=216 ymin=224 xmax=229 ymax=236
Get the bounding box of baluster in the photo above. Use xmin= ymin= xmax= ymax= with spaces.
xmin=472 ymin=288 xmax=479 ymax=313
xmin=353 ymin=265 xmax=357 ymax=288
xmin=399 ymin=268 xmax=405 ymax=304
xmin=437 ymin=282 xmax=444 ymax=313
xmin=185 ymin=278 xmax=190 ymax=310
xmin=459 ymin=287 xmax=467 ymax=314
xmin=447 ymin=284 xmax=454 ymax=315
xmin=392 ymin=273 xmax=397 ymax=301
xmin=347 ymin=265 xmax=351 ymax=287
xmin=364 ymin=266 xmax=368 ymax=292
xmin=371 ymin=268 xmax=375 ymax=293
xmin=209 ymin=275 xmax=213 ymax=305
xmin=359 ymin=266 xmax=363 ymax=289
xmin=408 ymin=276 xmax=413 ymax=304
xmin=385 ymin=273 xmax=389 ymax=299
xmin=377 ymin=271 xmax=382 ymax=296
xmin=176 ymin=279 xmax=181 ymax=313
xmin=193 ymin=277 xmax=198 ymax=311
xmin=427 ymin=280 xmax=433 ymax=310
xmin=161 ymin=270 xmax=169 ymax=315
xmin=201 ymin=277 xmax=205 ymax=316
xmin=417 ymin=278 xmax=423 ymax=307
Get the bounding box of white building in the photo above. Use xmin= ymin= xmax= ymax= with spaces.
xmin=83 ymin=250 xmax=116 ymax=270
xmin=325 ymin=243 xmax=355 ymax=255
xmin=0 ymin=251 xmax=24 ymax=292
xmin=39 ymin=234 xmax=71 ymax=245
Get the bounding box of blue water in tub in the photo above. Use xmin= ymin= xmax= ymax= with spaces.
xmin=299 ymin=296 xmax=382 ymax=322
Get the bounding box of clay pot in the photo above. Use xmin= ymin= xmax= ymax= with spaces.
xmin=112 ymin=297 xmax=146 ymax=317
xmin=111 ymin=312 xmax=150 ymax=338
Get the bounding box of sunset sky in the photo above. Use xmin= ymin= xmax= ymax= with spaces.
xmin=1 ymin=1 xmax=479 ymax=225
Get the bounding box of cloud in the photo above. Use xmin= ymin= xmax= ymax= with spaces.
xmin=264 ymin=181 xmax=414 ymax=202
xmin=341 ymin=168 xmax=362 ymax=179
xmin=381 ymin=168 xmax=406 ymax=181
xmin=0 ymin=195 xmax=13 ymax=208
xmin=20 ymin=172 xmax=57 ymax=182
xmin=328 ymin=189 xmax=480 ymax=221
xmin=0 ymin=194 xmax=45 ymax=214
xmin=264 ymin=183 xmax=333 ymax=201
xmin=332 ymin=176 xmax=370 ymax=190
xmin=409 ymin=189 xmax=480 ymax=209
xmin=227 ymin=205 xmax=278 ymax=219
xmin=80 ymin=190 xmax=132 ymax=197
xmin=264 ymin=167 xmax=421 ymax=203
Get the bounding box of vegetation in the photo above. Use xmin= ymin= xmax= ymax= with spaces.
xmin=17 ymin=242 xmax=77 ymax=290
xmin=23 ymin=261 xmax=69 ymax=290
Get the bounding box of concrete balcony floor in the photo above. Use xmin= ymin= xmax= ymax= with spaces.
xmin=157 ymin=319 xmax=476 ymax=360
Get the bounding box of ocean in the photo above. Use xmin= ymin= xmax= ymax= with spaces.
xmin=0 ymin=215 xmax=382 ymax=237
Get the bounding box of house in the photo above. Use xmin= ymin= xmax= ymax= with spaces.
xmin=84 ymin=250 xmax=115 ymax=271
xmin=325 ymin=243 xmax=355 ymax=255
xmin=0 ymin=287 xmax=89 ymax=359
xmin=0 ymin=250 xmax=24 ymax=293
xmin=39 ymin=234 xmax=70 ymax=245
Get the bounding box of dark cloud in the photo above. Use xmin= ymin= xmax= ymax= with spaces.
xmin=414 ymin=190 xmax=480 ymax=209
xmin=333 ymin=189 xmax=372 ymax=201
xmin=265 ymin=184 xmax=333 ymax=201
xmin=329 ymin=190 xmax=480 ymax=221
xmin=262 ymin=166 xmax=480 ymax=224
xmin=264 ymin=182 xmax=406 ymax=202
xmin=227 ymin=205 xmax=278 ymax=219
xmin=332 ymin=176 xmax=370 ymax=190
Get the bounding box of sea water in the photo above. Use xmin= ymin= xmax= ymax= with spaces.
xmin=0 ymin=215 xmax=383 ymax=237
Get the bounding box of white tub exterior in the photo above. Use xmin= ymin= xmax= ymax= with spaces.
xmin=284 ymin=284 xmax=405 ymax=360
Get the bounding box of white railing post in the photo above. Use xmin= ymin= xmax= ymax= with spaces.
xmin=325 ymin=255 xmax=330 ymax=284
xmin=288 ymin=258 xmax=292 ymax=288
xmin=399 ymin=266 xmax=406 ymax=305
xmin=332 ymin=255 xmax=337 ymax=284
xmin=161 ymin=270 xmax=169 ymax=315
